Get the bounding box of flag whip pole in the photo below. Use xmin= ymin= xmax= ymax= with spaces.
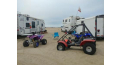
xmin=76 ymin=10 xmax=78 ymax=16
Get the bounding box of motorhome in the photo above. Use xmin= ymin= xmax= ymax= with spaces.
xmin=61 ymin=16 xmax=80 ymax=32
xmin=76 ymin=15 xmax=104 ymax=38
xmin=17 ymin=14 xmax=46 ymax=36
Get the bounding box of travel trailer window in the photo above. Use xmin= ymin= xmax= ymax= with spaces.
xmin=65 ymin=19 xmax=67 ymax=22
xmin=69 ymin=19 xmax=70 ymax=22
xmin=26 ymin=23 xmax=30 ymax=27
xmin=26 ymin=17 xmax=29 ymax=21
xmin=32 ymin=21 xmax=35 ymax=28
xmin=41 ymin=24 xmax=43 ymax=27
xmin=63 ymin=20 xmax=64 ymax=22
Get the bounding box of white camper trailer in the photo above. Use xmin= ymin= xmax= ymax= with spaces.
xmin=76 ymin=15 xmax=104 ymax=38
xmin=17 ymin=14 xmax=46 ymax=36
xmin=61 ymin=16 xmax=80 ymax=32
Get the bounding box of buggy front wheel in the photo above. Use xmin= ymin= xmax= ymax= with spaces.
xmin=57 ymin=43 xmax=65 ymax=51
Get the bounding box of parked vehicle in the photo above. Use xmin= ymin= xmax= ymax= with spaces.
xmin=61 ymin=16 xmax=81 ymax=32
xmin=57 ymin=21 xmax=96 ymax=55
xmin=61 ymin=14 xmax=104 ymax=38
xmin=76 ymin=15 xmax=104 ymax=38
xmin=73 ymin=32 xmax=92 ymax=39
xmin=17 ymin=14 xmax=46 ymax=36
xmin=23 ymin=32 xmax=47 ymax=48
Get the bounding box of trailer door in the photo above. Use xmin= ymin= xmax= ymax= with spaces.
xmin=31 ymin=21 xmax=36 ymax=32
xmin=97 ymin=18 xmax=104 ymax=37
xmin=42 ymin=22 xmax=45 ymax=31
xmin=36 ymin=21 xmax=40 ymax=32
xmin=25 ymin=23 xmax=30 ymax=33
xmin=24 ymin=17 xmax=30 ymax=33
xmin=41 ymin=23 xmax=44 ymax=31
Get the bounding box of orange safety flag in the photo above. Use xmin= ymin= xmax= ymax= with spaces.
xmin=78 ymin=7 xmax=81 ymax=12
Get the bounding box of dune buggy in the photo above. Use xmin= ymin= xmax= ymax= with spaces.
xmin=57 ymin=21 xmax=96 ymax=55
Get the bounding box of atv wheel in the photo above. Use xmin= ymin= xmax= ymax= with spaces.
xmin=23 ymin=40 xmax=29 ymax=47
xmin=57 ymin=43 xmax=65 ymax=51
xmin=33 ymin=40 xmax=39 ymax=48
xmin=41 ymin=39 xmax=47 ymax=45
xmin=83 ymin=43 xmax=96 ymax=55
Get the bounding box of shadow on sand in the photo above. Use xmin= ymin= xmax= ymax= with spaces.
xmin=17 ymin=35 xmax=26 ymax=39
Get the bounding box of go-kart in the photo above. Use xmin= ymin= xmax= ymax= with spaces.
xmin=23 ymin=32 xmax=47 ymax=48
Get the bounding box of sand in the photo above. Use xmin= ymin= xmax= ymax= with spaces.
xmin=17 ymin=27 xmax=104 ymax=65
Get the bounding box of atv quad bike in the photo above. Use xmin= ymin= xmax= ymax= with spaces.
xmin=73 ymin=32 xmax=91 ymax=39
xmin=23 ymin=32 xmax=47 ymax=48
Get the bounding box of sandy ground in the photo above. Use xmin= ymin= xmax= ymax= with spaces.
xmin=17 ymin=27 xmax=104 ymax=65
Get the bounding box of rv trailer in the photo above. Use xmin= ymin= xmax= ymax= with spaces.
xmin=17 ymin=14 xmax=46 ymax=36
xmin=61 ymin=16 xmax=80 ymax=32
xmin=76 ymin=15 xmax=104 ymax=38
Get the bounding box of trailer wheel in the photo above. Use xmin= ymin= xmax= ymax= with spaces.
xmin=23 ymin=40 xmax=29 ymax=47
xmin=41 ymin=39 xmax=47 ymax=45
xmin=33 ymin=40 xmax=39 ymax=48
xmin=83 ymin=43 xmax=96 ymax=55
xmin=57 ymin=43 xmax=65 ymax=51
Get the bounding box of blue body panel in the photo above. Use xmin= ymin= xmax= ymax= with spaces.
xmin=73 ymin=33 xmax=91 ymax=39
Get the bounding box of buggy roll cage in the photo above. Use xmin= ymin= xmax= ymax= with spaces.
xmin=57 ymin=15 xmax=100 ymax=42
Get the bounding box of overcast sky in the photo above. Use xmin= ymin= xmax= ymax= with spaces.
xmin=17 ymin=0 xmax=104 ymax=27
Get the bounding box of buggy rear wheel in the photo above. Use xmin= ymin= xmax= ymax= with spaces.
xmin=57 ymin=43 xmax=65 ymax=51
xmin=83 ymin=43 xmax=96 ymax=55
xmin=41 ymin=39 xmax=47 ymax=45
xmin=23 ymin=40 xmax=29 ymax=47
